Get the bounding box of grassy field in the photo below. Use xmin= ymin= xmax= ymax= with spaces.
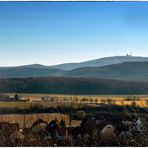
xmin=0 ymin=93 xmax=148 ymax=129
xmin=2 ymin=93 xmax=148 ymax=108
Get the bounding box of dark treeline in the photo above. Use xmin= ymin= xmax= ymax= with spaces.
xmin=0 ymin=77 xmax=148 ymax=95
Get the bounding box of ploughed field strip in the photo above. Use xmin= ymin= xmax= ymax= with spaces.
xmin=0 ymin=111 xmax=148 ymax=146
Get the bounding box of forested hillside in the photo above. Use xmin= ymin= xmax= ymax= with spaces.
xmin=0 ymin=77 xmax=147 ymax=95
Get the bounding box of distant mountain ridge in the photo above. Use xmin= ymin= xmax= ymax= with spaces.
xmin=1 ymin=56 xmax=148 ymax=82
xmin=2 ymin=56 xmax=148 ymax=70
xmin=50 ymin=56 xmax=148 ymax=70
xmin=0 ymin=66 xmax=64 ymax=78
xmin=64 ymin=61 xmax=148 ymax=82
xmin=23 ymin=64 xmax=50 ymax=69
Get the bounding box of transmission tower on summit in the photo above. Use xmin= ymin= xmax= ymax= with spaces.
xmin=126 ymin=51 xmax=132 ymax=57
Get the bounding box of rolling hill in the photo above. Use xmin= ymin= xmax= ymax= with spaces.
xmin=1 ymin=56 xmax=148 ymax=82
xmin=0 ymin=66 xmax=64 ymax=78
xmin=64 ymin=61 xmax=148 ymax=82
xmin=50 ymin=56 xmax=148 ymax=70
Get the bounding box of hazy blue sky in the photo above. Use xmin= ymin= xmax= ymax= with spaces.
xmin=0 ymin=2 xmax=148 ymax=66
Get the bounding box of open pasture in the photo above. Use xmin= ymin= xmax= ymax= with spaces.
xmin=2 ymin=93 xmax=148 ymax=108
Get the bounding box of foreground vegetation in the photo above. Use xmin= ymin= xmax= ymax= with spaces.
xmin=0 ymin=93 xmax=148 ymax=146
xmin=0 ymin=103 xmax=148 ymax=146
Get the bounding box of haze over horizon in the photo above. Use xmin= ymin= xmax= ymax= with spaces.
xmin=0 ymin=2 xmax=148 ymax=66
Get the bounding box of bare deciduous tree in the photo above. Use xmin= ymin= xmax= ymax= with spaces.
xmin=131 ymin=100 xmax=137 ymax=107
xmin=100 ymin=99 xmax=106 ymax=104
xmin=106 ymin=98 xmax=113 ymax=104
